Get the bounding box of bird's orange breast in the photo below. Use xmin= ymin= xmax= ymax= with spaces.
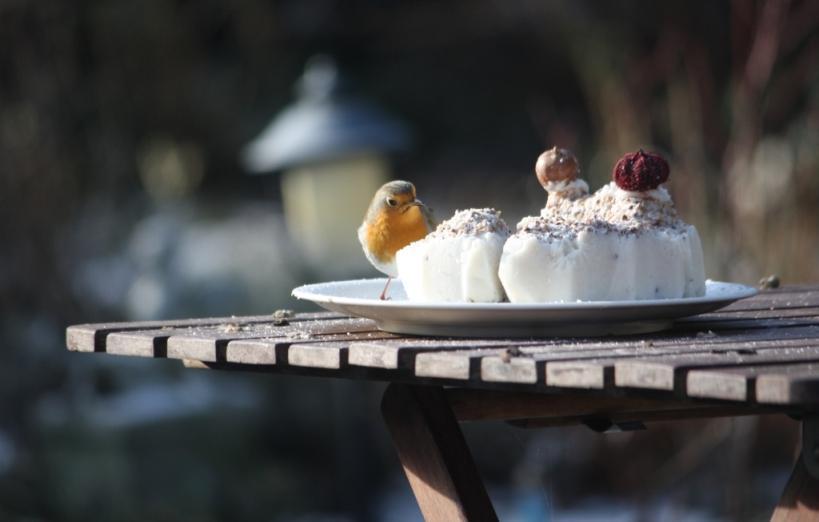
xmin=364 ymin=205 xmax=430 ymax=263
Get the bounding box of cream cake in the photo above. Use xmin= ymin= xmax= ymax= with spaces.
xmin=396 ymin=208 xmax=511 ymax=302
xmin=498 ymin=148 xmax=706 ymax=302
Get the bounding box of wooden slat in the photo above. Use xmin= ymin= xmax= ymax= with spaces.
xmin=209 ymin=338 xmax=278 ymax=365
xmin=394 ymin=334 xmax=710 ymax=383
xmin=348 ymin=338 xmax=558 ymax=371
xmin=165 ymin=317 xmax=377 ymax=362
xmin=489 ymin=343 xmax=642 ymax=388
xmin=692 ymin=307 xmax=819 ymax=321
xmin=414 ymin=343 xmax=601 ymax=383
xmin=105 ymin=327 xmax=181 ymax=358
xmin=410 ymin=326 xmax=819 ymax=388
xmin=80 ymin=317 xmax=383 ymax=372
xmin=511 ymin=407 xmax=786 ymax=429
xmin=613 ymin=345 xmax=819 ymax=394
xmin=539 ymin=329 xmax=819 ymax=390
xmin=685 ymin=364 xmax=819 ymax=403
xmin=481 ymin=356 xmax=539 ymax=384
xmin=102 ymin=318 xmax=369 ymax=361
xmin=65 ymin=311 xmax=342 ymax=353
xmin=414 ymin=351 xmax=472 ymax=381
xmin=101 ymin=319 xmax=317 ymax=358
xmin=757 ymin=370 xmax=819 ymax=405
xmin=415 ymin=348 xmax=510 ymax=380
xmin=226 ymin=330 xmax=393 ymax=366
xmin=546 ymin=360 xmax=608 ymax=389
xmin=446 ymin=389 xmax=718 ymax=421
xmin=685 ymin=367 xmax=758 ymax=402
xmin=349 ymin=339 xmax=489 ymax=370
xmin=285 ymin=342 xmax=349 ymax=370
xmin=720 ymin=287 xmax=819 ymax=312
xmin=679 ymin=313 xmax=819 ymax=332
xmin=676 ymin=318 xmax=819 ymax=332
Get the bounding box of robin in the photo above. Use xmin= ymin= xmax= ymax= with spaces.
xmin=358 ymin=180 xmax=436 ymax=299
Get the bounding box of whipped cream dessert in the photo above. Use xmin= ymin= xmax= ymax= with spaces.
xmin=396 ymin=208 xmax=511 ymax=302
xmin=499 ymin=148 xmax=706 ymax=302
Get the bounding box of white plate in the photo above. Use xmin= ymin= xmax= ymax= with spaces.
xmin=292 ymin=279 xmax=757 ymax=337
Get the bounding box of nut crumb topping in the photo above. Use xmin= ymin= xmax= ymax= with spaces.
xmin=432 ymin=208 xmax=511 ymax=238
xmin=522 ymin=182 xmax=687 ymax=240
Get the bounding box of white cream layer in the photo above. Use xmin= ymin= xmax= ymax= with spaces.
xmin=397 ymin=233 xmax=508 ymax=302
xmin=498 ymin=224 xmax=705 ymax=303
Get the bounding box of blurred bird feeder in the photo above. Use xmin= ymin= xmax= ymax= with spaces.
xmin=242 ymin=56 xmax=409 ymax=277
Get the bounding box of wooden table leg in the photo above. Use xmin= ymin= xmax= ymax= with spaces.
xmin=771 ymin=453 xmax=819 ymax=521
xmin=772 ymin=416 xmax=819 ymax=521
xmin=381 ymin=383 xmax=498 ymax=522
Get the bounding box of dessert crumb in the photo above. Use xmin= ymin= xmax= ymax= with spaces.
xmin=273 ymin=309 xmax=293 ymax=326
xmin=758 ymin=274 xmax=780 ymax=289
xmin=220 ymin=323 xmax=241 ymax=333
xmin=500 ymin=346 xmax=523 ymax=363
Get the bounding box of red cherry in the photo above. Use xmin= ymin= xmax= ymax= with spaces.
xmin=612 ymin=150 xmax=669 ymax=191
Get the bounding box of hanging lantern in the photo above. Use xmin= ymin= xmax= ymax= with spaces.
xmin=242 ymin=56 xmax=410 ymax=277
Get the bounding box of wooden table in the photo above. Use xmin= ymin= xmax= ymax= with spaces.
xmin=66 ymin=285 xmax=819 ymax=521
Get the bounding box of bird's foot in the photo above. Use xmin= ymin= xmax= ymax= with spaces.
xmin=379 ymin=277 xmax=393 ymax=300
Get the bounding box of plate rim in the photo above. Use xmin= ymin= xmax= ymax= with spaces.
xmin=292 ymin=278 xmax=758 ymax=311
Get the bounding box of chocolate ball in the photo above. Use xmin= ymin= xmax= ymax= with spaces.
xmin=536 ymin=147 xmax=579 ymax=187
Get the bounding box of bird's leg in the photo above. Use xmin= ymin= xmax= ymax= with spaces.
xmin=379 ymin=277 xmax=393 ymax=300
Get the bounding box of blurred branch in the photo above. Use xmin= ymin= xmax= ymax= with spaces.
xmin=780 ymin=0 xmax=819 ymax=54
xmin=725 ymin=0 xmax=789 ymax=173
xmin=765 ymin=36 xmax=819 ymax=126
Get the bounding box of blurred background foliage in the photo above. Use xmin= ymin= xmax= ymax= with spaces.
xmin=0 ymin=0 xmax=817 ymax=520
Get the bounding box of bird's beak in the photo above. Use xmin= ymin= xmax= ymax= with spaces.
xmin=401 ymin=200 xmax=424 ymax=213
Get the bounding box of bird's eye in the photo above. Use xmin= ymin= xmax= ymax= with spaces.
xmin=386 ymin=197 xmax=398 ymax=207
